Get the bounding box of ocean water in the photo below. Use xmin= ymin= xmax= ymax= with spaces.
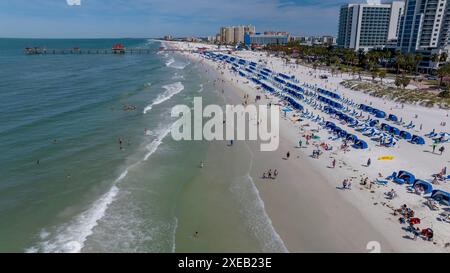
xmin=0 ymin=38 xmax=286 ymax=252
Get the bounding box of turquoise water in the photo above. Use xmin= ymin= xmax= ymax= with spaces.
xmin=0 ymin=39 xmax=286 ymax=253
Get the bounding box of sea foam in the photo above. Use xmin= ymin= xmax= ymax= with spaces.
xmin=143 ymin=82 xmax=184 ymax=114
xmin=26 ymin=122 xmax=175 ymax=253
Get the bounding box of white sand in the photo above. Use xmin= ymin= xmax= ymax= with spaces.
xmin=165 ymin=41 xmax=450 ymax=252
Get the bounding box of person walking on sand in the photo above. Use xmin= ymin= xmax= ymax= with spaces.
xmin=432 ymin=142 xmax=437 ymax=153
xmin=439 ymin=146 xmax=445 ymax=155
xmin=342 ymin=179 xmax=347 ymax=190
xmin=332 ymin=158 xmax=336 ymax=168
xmin=298 ymin=140 xmax=302 ymax=148
xmin=274 ymin=169 xmax=278 ymax=178
xmin=286 ymin=151 xmax=290 ymax=159
xmin=367 ymin=158 xmax=371 ymax=167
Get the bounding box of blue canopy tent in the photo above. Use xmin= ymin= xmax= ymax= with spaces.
xmin=412 ymin=180 xmax=433 ymax=194
xmin=369 ymin=120 xmax=380 ymax=127
xmin=325 ymin=121 xmax=336 ymax=129
xmin=411 ymin=135 xmax=425 ymax=145
xmin=388 ymin=114 xmax=398 ymax=122
xmin=346 ymin=134 xmax=358 ymax=142
xmin=389 ymin=127 xmax=400 ymax=136
xmin=381 ymin=123 xmax=391 ymax=131
xmin=400 ymin=131 xmax=412 ymax=140
xmin=339 ymin=130 xmax=348 ymax=138
xmin=353 ymin=139 xmax=368 ymax=149
xmin=373 ymin=110 xmax=386 ymax=118
xmin=393 ymin=170 xmax=416 ymax=185
xmin=431 ymin=190 xmax=450 ymax=205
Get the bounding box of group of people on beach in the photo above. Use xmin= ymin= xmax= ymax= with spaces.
xmin=395 ymin=204 xmax=434 ymax=242
xmin=262 ymin=169 xmax=279 ymax=180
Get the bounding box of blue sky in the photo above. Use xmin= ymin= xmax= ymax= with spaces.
xmin=0 ymin=0 xmax=360 ymax=38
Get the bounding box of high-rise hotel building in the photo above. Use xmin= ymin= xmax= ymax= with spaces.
xmin=219 ymin=25 xmax=255 ymax=44
xmin=337 ymin=0 xmax=405 ymax=50
xmin=397 ymin=0 xmax=450 ymax=52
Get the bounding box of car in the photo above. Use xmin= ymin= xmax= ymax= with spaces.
xmin=427 ymin=75 xmax=438 ymax=80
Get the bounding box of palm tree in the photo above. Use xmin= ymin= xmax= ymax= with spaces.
xmin=437 ymin=63 xmax=450 ymax=86
xmin=440 ymin=52 xmax=448 ymax=62
xmin=395 ymin=76 xmax=402 ymax=88
xmin=395 ymin=52 xmax=405 ymax=74
xmin=431 ymin=53 xmax=439 ymax=63
xmin=414 ymin=53 xmax=423 ymax=73
xmin=371 ymin=67 xmax=379 ymax=82
xmin=379 ymin=70 xmax=387 ymax=83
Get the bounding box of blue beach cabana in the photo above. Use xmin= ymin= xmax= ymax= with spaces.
xmin=346 ymin=134 xmax=358 ymax=142
xmin=412 ymin=180 xmax=433 ymax=194
xmin=410 ymin=135 xmax=425 ymax=145
xmin=389 ymin=127 xmax=400 ymax=136
xmin=374 ymin=110 xmax=386 ymax=118
xmin=325 ymin=121 xmax=336 ymax=129
xmin=400 ymin=131 xmax=412 ymax=140
xmin=353 ymin=139 xmax=368 ymax=149
xmin=393 ymin=170 xmax=416 ymax=185
xmin=387 ymin=114 xmax=398 ymax=122
xmin=431 ymin=190 xmax=450 ymax=205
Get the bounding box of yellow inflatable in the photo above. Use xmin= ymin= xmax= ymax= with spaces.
xmin=378 ymin=156 xmax=394 ymax=160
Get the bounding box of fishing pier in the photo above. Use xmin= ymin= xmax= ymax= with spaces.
xmin=24 ymin=43 xmax=198 ymax=55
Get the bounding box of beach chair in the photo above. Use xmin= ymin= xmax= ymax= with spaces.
xmin=376 ymin=179 xmax=388 ymax=186
xmin=385 ymin=138 xmax=396 ymax=147
xmin=386 ymin=172 xmax=397 ymax=180
xmin=406 ymin=124 xmax=415 ymax=130
xmin=425 ymin=129 xmax=437 ymax=138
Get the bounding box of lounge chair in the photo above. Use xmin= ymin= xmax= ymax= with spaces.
xmin=376 ymin=179 xmax=388 ymax=186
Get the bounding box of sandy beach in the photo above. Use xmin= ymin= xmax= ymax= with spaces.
xmin=164 ymin=40 xmax=450 ymax=252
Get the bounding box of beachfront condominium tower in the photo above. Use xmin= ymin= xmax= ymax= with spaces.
xmin=219 ymin=25 xmax=255 ymax=44
xmin=397 ymin=0 xmax=450 ymax=52
xmin=396 ymin=0 xmax=450 ymax=71
xmin=234 ymin=26 xmax=245 ymax=44
xmin=337 ymin=0 xmax=405 ymax=51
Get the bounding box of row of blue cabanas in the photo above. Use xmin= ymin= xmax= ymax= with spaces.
xmin=284 ymin=96 xmax=303 ymax=110
xmin=286 ymin=82 xmax=304 ymax=93
xmin=283 ymin=88 xmax=304 ymax=100
xmin=359 ymin=104 xmax=387 ymax=118
xmin=325 ymin=121 xmax=368 ymax=149
xmin=278 ymin=73 xmax=294 ymax=80
xmin=318 ymin=88 xmax=340 ymax=100
xmin=224 ymin=53 xmax=368 ymax=150
xmin=324 ymin=106 xmax=358 ymax=127
xmin=274 ymin=77 xmax=286 ymax=84
xmin=318 ymin=95 xmax=343 ymax=109
xmin=387 ymin=171 xmax=450 ymax=204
